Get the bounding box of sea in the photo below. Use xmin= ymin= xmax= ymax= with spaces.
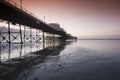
xmin=0 ymin=40 xmax=120 ymax=80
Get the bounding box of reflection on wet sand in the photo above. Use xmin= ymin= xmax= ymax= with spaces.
xmin=0 ymin=41 xmax=73 ymax=80
xmin=0 ymin=41 xmax=60 ymax=62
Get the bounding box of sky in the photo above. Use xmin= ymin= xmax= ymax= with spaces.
xmin=13 ymin=0 xmax=120 ymax=39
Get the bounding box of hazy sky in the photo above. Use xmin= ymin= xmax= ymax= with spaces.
xmin=14 ymin=0 xmax=120 ymax=39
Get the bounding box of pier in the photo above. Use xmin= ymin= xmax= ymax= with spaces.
xmin=0 ymin=1 xmax=77 ymax=80
xmin=0 ymin=0 xmax=74 ymax=44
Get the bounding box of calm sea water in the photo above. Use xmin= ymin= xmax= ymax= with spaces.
xmin=1 ymin=40 xmax=120 ymax=80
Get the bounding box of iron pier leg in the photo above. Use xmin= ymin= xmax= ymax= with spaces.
xmin=8 ymin=22 xmax=11 ymax=43
xmin=43 ymin=31 xmax=45 ymax=48
xmin=8 ymin=43 xmax=11 ymax=60
xmin=43 ymin=31 xmax=45 ymax=42
xmin=39 ymin=30 xmax=41 ymax=42
xmin=0 ymin=43 xmax=1 ymax=63
xmin=24 ymin=26 xmax=26 ymax=43
xmin=36 ymin=28 xmax=37 ymax=42
xmin=19 ymin=24 xmax=23 ymax=44
xmin=30 ymin=27 xmax=32 ymax=42
xmin=20 ymin=44 xmax=23 ymax=58
xmin=52 ymin=34 xmax=54 ymax=40
xmin=0 ymin=29 xmax=1 ymax=43
xmin=50 ymin=34 xmax=52 ymax=41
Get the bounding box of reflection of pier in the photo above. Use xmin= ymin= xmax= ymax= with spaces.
xmin=0 ymin=0 xmax=74 ymax=44
xmin=0 ymin=41 xmax=73 ymax=80
xmin=0 ymin=41 xmax=60 ymax=63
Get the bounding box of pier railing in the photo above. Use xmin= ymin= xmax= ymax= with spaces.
xmin=4 ymin=0 xmax=43 ymax=23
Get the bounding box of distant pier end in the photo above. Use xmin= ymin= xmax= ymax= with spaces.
xmin=49 ymin=23 xmax=77 ymax=40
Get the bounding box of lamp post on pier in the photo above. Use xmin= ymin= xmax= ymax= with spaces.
xmin=20 ymin=0 xmax=22 ymax=10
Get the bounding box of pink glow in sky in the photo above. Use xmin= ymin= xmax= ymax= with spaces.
xmin=14 ymin=0 xmax=120 ymax=39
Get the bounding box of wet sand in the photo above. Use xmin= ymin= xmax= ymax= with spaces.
xmin=1 ymin=40 xmax=120 ymax=80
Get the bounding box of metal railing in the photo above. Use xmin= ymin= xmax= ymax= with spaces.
xmin=4 ymin=0 xmax=43 ymax=23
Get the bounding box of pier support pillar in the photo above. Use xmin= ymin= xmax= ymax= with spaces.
xmin=0 ymin=43 xmax=1 ymax=63
xmin=43 ymin=31 xmax=45 ymax=48
xmin=36 ymin=29 xmax=37 ymax=42
xmin=43 ymin=31 xmax=45 ymax=42
xmin=8 ymin=43 xmax=11 ymax=60
xmin=24 ymin=26 xmax=26 ymax=43
xmin=8 ymin=22 xmax=11 ymax=43
xmin=30 ymin=27 xmax=32 ymax=42
xmin=19 ymin=24 xmax=23 ymax=44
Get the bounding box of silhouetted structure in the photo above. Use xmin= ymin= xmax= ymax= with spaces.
xmin=0 ymin=0 xmax=76 ymax=43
